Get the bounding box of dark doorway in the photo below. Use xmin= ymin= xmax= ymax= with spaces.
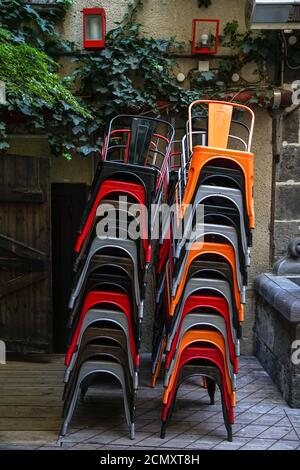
xmin=51 ymin=183 xmax=86 ymax=353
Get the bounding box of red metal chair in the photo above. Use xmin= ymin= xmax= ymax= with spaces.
xmin=65 ymin=290 xmax=138 ymax=368
xmin=75 ymin=180 xmax=146 ymax=255
xmin=165 ymin=295 xmax=238 ymax=373
xmin=161 ymin=346 xmax=234 ymax=441
xmin=163 ymin=330 xmax=235 ymax=406
xmin=162 ymin=346 xmax=235 ymax=421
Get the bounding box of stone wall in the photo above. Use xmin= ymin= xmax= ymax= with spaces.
xmin=254 ymin=273 xmax=300 ymax=407
xmin=273 ymin=110 xmax=300 ymax=261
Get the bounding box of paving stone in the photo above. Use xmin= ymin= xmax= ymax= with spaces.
xmin=61 ymin=428 xmax=108 ymax=442
xmin=274 ymin=417 xmax=293 ymax=427
xmin=160 ymin=434 xmax=199 ymax=449
xmin=258 ymin=426 xmax=292 ymax=440
xmin=235 ymin=412 xmax=263 ymax=424
xmin=282 ymin=430 xmax=300 ymax=441
xmin=235 ymin=424 xmax=269 ymax=438
xmin=190 ymin=421 xmax=222 ymax=435
xmin=284 ymin=408 xmax=300 ymax=416
xmin=71 ymin=443 xmax=103 ymax=450
xmin=137 ymin=435 xmax=172 ymax=447
xmin=268 ymin=440 xmax=300 ymax=450
xmin=186 ymin=436 xmax=224 ymax=449
xmin=266 ymin=406 xmax=287 ymax=416
xmin=110 ymin=432 xmax=154 ymax=446
xmin=288 ymin=416 xmax=300 ymax=427
xmin=101 ymin=444 xmax=131 ymax=450
xmin=254 ymin=414 xmax=283 ymax=426
xmin=85 ymin=431 xmax=128 ymax=445
xmin=207 ymin=423 xmax=244 ymax=439
xmin=213 ymin=438 xmax=250 ymax=450
xmin=240 ymin=439 xmax=276 ymax=450
xmin=246 ymin=403 xmax=277 ymax=414
xmin=203 ymin=413 xmax=230 ymax=423
xmin=294 ymin=427 xmax=300 ymax=439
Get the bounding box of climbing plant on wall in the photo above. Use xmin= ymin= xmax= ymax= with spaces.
xmin=0 ymin=0 xmax=201 ymax=158
xmin=0 ymin=0 xmax=94 ymax=158
xmin=71 ymin=0 xmax=200 ymax=153
xmin=2 ymin=1 xmax=298 ymax=157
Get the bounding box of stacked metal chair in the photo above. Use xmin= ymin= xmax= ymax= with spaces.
xmin=152 ymin=100 xmax=255 ymax=442
xmin=60 ymin=114 xmax=174 ymax=440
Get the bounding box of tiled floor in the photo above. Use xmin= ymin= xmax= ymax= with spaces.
xmin=0 ymin=355 xmax=300 ymax=450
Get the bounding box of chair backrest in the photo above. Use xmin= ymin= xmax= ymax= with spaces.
xmin=103 ymin=114 xmax=175 ymax=171
xmin=188 ymin=100 xmax=255 ymax=154
xmin=172 ymin=241 xmax=242 ymax=309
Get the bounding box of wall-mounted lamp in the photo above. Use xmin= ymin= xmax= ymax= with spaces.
xmin=82 ymin=8 xmax=106 ymax=50
xmin=192 ymin=19 xmax=220 ymax=55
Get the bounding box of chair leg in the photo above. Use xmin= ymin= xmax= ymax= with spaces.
xmin=160 ymin=420 xmax=167 ymax=439
xmin=130 ymin=423 xmax=135 ymax=440
xmin=227 ymin=425 xmax=233 ymax=442
xmin=206 ymin=378 xmax=216 ymax=405
xmin=80 ymin=381 xmax=89 ymax=402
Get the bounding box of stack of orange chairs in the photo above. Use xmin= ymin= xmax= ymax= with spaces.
xmin=153 ymin=100 xmax=255 ymax=442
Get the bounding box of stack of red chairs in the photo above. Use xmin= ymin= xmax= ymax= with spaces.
xmin=152 ymin=100 xmax=255 ymax=442
xmin=60 ymin=115 xmax=174 ymax=440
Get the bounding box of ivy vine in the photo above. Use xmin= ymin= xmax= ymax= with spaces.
xmin=71 ymin=1 xmax=200 ymax=152
xmin=0 ymin=0 xmax=93 ymax=157
xmin=1 ymin=1 xmax=299 ymax=158
xmin=0 ymin=0 xmax=200 ymax=158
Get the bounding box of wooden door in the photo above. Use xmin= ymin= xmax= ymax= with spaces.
xmin=0 ymin=153 xmax=51 ymax=352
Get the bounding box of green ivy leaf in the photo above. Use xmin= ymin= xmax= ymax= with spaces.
xmin=0 ymin=141 xmax=10 ymax=150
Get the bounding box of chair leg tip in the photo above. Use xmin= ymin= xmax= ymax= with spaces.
xmin=160 ymin=423 xmax=166 ymax=439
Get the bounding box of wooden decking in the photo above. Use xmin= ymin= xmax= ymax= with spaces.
xmin=0 ymin=355 xmax=65 ymax=446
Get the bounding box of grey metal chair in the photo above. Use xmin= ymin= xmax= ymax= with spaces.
xmin=60 ymin=360 xmax=135 ymax=439
xmin=64 ymin=325 xmax=132 ymax=385
xmin=172 ymin=229 xmax=246 ymax=304
xmin=169 ymin=277 xmax=240 ymax=357
xmin=63 ymin=344 xmax=134 ymax=418
xmin=64 ymin=309 xmax=137 ymax=388
xmin=173 ymin=222 xmax=245 ymax=295
xmin=164 ymin=313 xmax=236 ymax=388
xmin=69 ymin=237 xmax=144 ymax=318
xmin=175 ymin=185 xmax=250 ymax=263
xmin=167 ymin=307 xmax=237 ymax=356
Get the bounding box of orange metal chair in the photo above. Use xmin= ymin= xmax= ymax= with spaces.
xmin=170 ymin=242 xmax=244 ymax=321
xmin=182 ymin=100 xmax=255 ymax=227
xmin=163 ymin=329 xmax=236 ymax=406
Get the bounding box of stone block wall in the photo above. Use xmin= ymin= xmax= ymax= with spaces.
xmin=254 ymin=274 xmax=300 ymax=407
xmin=273 ymin=109 xmax=300 ymax=261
